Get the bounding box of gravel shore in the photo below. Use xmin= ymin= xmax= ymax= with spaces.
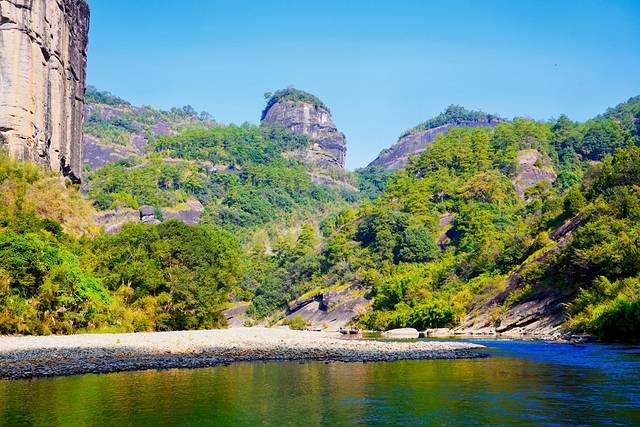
xmin=0 ymin=328 xmax=486 ymax=380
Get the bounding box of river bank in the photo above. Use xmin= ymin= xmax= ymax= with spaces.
xmin=0 ymin=328 xmax=485 ymax=380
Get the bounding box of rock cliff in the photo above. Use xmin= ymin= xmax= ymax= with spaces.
xmin=260 ymin=88 xmax=346 ymax=169
xmin=369 ymin=105 xmax=502 ymax=170
xmin=0 ymin=0 xmax=89 ymax=182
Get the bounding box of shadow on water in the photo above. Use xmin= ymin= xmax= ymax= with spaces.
xmin=1 ymin=339 xmax=639 ymax=426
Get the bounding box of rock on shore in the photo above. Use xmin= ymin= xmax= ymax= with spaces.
xmin=0 ymin=328 xmax=485 ymax=380
xmin=383 ymin=328 xmax=420 ymax=339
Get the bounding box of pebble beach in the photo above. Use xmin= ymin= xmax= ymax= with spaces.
xmin=0 ymin=327 xmax=485 ymax=380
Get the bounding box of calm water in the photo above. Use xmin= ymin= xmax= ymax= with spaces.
xmin=1 ymin=339 xmax=639 ymax=426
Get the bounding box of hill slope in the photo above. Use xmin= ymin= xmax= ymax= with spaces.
xmin=275 ymin=96 xmax=640 ymax=340
xmin=369 ymin=105 xmax=504 ymax=170
xmin=82 ymin=88 xmax=359 ymax=238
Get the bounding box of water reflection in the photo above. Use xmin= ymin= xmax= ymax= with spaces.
xmin=1 ymin=341 xmax=639 ymax=426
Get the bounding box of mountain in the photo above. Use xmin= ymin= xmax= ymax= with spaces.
xmin=369 ymin=105 xmax=503 ymax=170
xmin=81 ymin=88 xmax=358 ymax=237
xmin=0 ymin=0 xmax=90 ymax=182
xmin=260 ymin=88 xmax=347 ymax=169
xmin=3 ymin=0 xmax=639 ymax=343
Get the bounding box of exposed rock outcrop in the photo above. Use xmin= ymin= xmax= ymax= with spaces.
xmin=453 ymin=213 xmax=589 ymax=340
xmin=307 ymin=171 xmax=359 ymax=192
xmin=0 ymin=0 xmax=90 ymax=182
xmin=83 ymin=134 xmax=139 ymax=169
xmin=454 ymin=293 xmax=573 ymax=340
xmin=93 ymin=200 xmax=204 ymax=234
xmin=223 ymin=303 xmax=253 ymax=328
xmin=285 ymin=285 xmax=370 ymax=331
xmin=369 ymin=106 xmax=503 ymax=170
xmin=82 ymin=101 xmax=216 ymax=170
xmin=512 ymin=149 xmax=557 ymax=199
xmin=260 ymin=88 xmax=346 ymax=169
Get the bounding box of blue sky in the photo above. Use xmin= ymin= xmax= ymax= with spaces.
xmin=87 ymin=0 xmax=640 ymax=169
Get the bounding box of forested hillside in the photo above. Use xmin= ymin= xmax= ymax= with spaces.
xmin=0 ymin=154 xmax=241 ymax=334
xmin=83 ymin=88 xmax=358 ymax=238
xmin=0 ymin=92 xmax=638 ymax=340
xmin=275 ymin=96 xmax=640 ymax=340
xmin=0 ymin=88 xmax=359 ymax=334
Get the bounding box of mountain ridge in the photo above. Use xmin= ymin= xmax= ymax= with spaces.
xmin=369 ymin=105 xmax=504 ymax=170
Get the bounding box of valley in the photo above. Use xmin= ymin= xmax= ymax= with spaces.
xmin=2 ymin=82 xmax=639 ymax=341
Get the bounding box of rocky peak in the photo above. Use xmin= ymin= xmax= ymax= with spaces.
xmin=260 ymin=88 xmax=346 ymax=169
xmin=0 ymin=0 xmax=90 ymax=182
xmin=369 ymin=105 xmax=503 ymax=170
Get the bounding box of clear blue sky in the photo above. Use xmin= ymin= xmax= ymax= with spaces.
xmin=87 ymin=0 xmax=640 ymax=169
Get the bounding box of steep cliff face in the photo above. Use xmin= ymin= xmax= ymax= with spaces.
xmin=0 ymin=0 xmax=89 ymax=182
xmin=369 ymin=106 xmax=502 ymax=170
xmin=260 ymin=89 xmax=346 ymax=169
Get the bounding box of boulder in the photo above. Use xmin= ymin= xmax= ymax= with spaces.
xmin=383 ymin=328 xmax=419 ymax=339
xmin=139 ymin=205 xmax=159 ymax=225
xmin=423 ymin=328 xmax=453 ymax=338
xmin=161 ymin=200 xmax=204 ymax=225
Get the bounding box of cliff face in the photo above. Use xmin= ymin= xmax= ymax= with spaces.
xmin=0 ymin=0 xmax=90 ymax=182
xmin=260 ymin=89 xmax=346 ymax=169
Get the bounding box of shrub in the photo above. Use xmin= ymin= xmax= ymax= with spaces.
xmin=282 ymin=315 xmax=309 ymax=330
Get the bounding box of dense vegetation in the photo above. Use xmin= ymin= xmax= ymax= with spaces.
xmin=402 ymin=105 xmax=503 ymax=137
xmin=255 ymin=96 xmax=640 ymax=339
xmin=0 ymin=154 xmax=241 ymax=334
xmin=80 ymin=89 xmax=360 ymax=324
xmin=84 ymin=87 xmax=215 ymax=149
xmin=2 ymin=90 xmax=638 ymax=340
xmin=85 ymin=123 xmax=357 ymax=236
xmin=354 ymin=165 xmax=395 ymax=199
xmin=85 ymin=85 xmax=130 ymax=106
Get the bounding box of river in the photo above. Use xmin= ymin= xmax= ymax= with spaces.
xmin=1 ymin=339 xmax=639 ymax=426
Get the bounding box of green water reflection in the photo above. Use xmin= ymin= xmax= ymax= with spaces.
xmin=1 ymin=350 xmax=639 ymax=426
